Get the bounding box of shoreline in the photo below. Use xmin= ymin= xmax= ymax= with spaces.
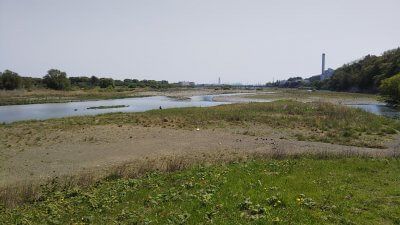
xmin=1 ymin=89 xmax=397 ymax=125
xmin=0 ymin=88 xmax=259 ymax=106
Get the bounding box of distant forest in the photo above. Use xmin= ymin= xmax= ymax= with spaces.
xmin=265 ymin=47 xmax=400 ymax=106
xmin=0 ymin=69 xmax=174 ymax=90
xmin=327 ymin=48 xmax=400 ymax=93
xmin=266 ymin=47 xmax=400 ymax=93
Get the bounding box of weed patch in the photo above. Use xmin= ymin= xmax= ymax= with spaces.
xmin=1 ymin=158 xmax=399 ymax=224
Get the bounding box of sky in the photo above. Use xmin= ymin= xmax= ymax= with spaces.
xmin=1 ymin=0 xmax=399 ymax=84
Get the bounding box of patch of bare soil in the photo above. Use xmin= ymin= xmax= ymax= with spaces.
xmin=1 ymin=124 xmax=399 ymax=186
xmin=141 ymin=88 xmax=257 ymax=98
xmin=215 ymin=94 xmax=381 ymax=105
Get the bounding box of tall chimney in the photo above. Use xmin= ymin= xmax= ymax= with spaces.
xmin=322 ymin=53 xmax=326 ymax=76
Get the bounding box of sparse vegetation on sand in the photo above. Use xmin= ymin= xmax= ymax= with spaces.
xmin=0 ymin=88 xmax=147 ymax=106
xmin=4 ymin=100 xmax=399 ymax=148
xmin=0 ymin=88 xmax=252 ymax=106
xmin=87 ymin=105 xmax=128 ymax=110
xmin=1 ymin=157 xmax=399 ymax=224
xmin=246 ymin=89 xmax=378 ymax=103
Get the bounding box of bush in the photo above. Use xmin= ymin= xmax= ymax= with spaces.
xmin=43 ymin=69 xmax=71 ymax=90
xmin=22 ymin=77 xmax=36 ymax=90
xmin=99 ymin=78 xmax=115 ymax=88
xmin=380 ymin=73 xmax=400 ymax=106
xmin=0 ymin=70 xmax=23 ymax=90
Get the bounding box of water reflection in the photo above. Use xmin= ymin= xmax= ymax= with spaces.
xmin=0 ymin=95 xmax=231 ymax=123
xmin=1 ymin=94 xmax=399 ymax=123
xmin=347 ymin=104 xmax=400 ymax=119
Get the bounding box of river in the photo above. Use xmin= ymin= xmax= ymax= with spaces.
xmin=0 ymin=93 xmax=398 ymax=123
xmin=0 ymin=93 xmax=253 ymax=123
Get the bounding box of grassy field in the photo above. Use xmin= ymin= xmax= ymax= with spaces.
xmin=3 ymin=100 xmax=399 ymax=148
xmin=1 ymin=157 xmax=399 ymax=224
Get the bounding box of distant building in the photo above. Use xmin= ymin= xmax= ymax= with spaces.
xmin=178 ymin=81 xmax=195 ymax=87
xmin=321 ymin=68 xmax=334 ymax=80
xmin=320 ymin=53 xmax=334 ymax=80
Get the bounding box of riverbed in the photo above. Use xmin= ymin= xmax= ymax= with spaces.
xmin=0 ymin=93 xmax=268 ymax=123
xmin=0 ymin=92 xmax=399 ymax=123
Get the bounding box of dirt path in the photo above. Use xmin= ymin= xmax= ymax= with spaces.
xmin=1 ymin=124 xmax=399 ymax=186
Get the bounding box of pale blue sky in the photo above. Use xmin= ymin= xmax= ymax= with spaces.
xmin=1 ymin=0 xmax=399 ymax=84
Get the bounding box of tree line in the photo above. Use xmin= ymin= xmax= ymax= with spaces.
xmin=0 ymin=69 xmax=174 ymax=90
xmin=325 ymin=47 xmax=400 ymax=106
xmin=266 ymin=47 xmax=400 ymax=106
xmin=326 ymin=48 xmax=400 ymax=93
xmin=266 ymin=75 xmax=321 ymax=89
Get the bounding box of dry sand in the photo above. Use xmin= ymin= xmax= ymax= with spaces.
xmin=1 ymin=124 xmax=399 ymax=186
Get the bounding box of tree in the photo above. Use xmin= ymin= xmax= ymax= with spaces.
xmin=22 ymin=77 xmax=34 ymax=89
xmin=90 ymin=76 xmax=99 ymax=86
xmin=327 ymin=48 xmax=400 ymax=93
xmin=0 ymin=70 xmax=23 ymax=90
xmin=43 ymin=69 xmax=71 ymax=90
xmin=99 ymin=78 xmax=115 ymax=88
xmin=123 ymin=79 xmax=132 ymax=84
xmin=69 ymin=76 xmax=91 ymax=88
xmin=380 ymin=73 xmax=400 ymax=106
xmin=114 ymin=79 xmax=124 ymax=86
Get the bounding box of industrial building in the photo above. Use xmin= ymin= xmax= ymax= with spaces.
xmin=320 ymin=53 xmax=334 ymax=80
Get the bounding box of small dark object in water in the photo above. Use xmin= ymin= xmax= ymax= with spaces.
xmin=74 ymin=109 xmax=78 ymax=111
xmin=159 ymin=106 xmax=162 ymax=110
xmin=87 ymin=105 xmax=128 ymax=110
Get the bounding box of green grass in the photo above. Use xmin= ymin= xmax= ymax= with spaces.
xmin=4 ymin=100 xmax=399 ymax=148
xmin=1 ymin=158 xmax=399 ymax=224
xmin=87 ymin=105 xmax=128 ymax=110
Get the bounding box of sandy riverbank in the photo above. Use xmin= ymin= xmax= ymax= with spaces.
xmin=1 ymin=124 xmax=399 ymax=186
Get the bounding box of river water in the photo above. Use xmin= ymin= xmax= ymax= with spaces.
xmin=346 ymin=104 xmax=400 ymax=119
xmin=0 ymin=93 xmax=399 ymax=123
xmin=0 ymin=94 xmax=249 ymax=123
